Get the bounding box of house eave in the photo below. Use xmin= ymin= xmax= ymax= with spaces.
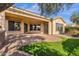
xmin=7 ymin=7 xmax=51 ymax=21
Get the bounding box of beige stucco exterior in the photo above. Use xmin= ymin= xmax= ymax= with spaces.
xmin=0 ymin=7 xmax=66 ymax=35
xmin=0 ymin=11 xmax=5 ymax=31
xmin=52 ymin=17 xmax=66 ymax=34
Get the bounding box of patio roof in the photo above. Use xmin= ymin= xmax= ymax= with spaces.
xmin=5 ymin=7 xmax=50 ymax=22
xmin=53 ymin=16 xmax=66 ymax=24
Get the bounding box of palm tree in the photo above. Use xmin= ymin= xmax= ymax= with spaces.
xmin=0 ymin=3 xmax=14 ymax=12
xmin=38 ymin=3 xmax=73 ymax=16
xmin=71 ymin=11 xmax=79 ymax=25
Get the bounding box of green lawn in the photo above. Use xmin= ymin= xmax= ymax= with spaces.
xmin=19 ymin=38 xmax=79 ymax=56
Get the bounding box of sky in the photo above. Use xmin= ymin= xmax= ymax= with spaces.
xmin=14 ymin=3 xmax=79 ymax=24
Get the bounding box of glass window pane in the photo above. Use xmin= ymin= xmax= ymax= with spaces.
xmin=30 ymin=24 xmax=33 ymax=31
xmin=30 ymin=24 xmax=41 ymax=31
xmin=8 ymin=21 xmax=14 ymax=31
xmin=14 ymin=22 xmax=21 ymax=31
xmin=56 ymin=23 xmax=63 ymax=31
xmin=37 ymin=24 xmax=41 ymax=31
xmin=8 ymin=21 xmax=21 ymax=31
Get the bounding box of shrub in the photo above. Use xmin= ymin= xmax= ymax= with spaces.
xmin=71 ymin=47 xmax=79 ymax=56
xmin=19 ymin=42 xmax=67 ymax=56
xmin=62 ymin=38 xmax=79 ymax=56
xmin=19 ymin=38 xmax=79 ymax=56
xmin=65 ymin=27 xmax=79 ymax=36
xmin=65 ymin=27 xmax=79 ymax=32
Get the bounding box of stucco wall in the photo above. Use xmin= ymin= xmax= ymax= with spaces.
xmin=0 ymin=11 xmax=6 ymax=31
xmin=52 ymin=18 xmax=66 ymax=34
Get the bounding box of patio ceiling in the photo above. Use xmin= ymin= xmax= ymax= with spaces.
xmin=5 ymin=12 xmax=48 ymax=24
xmin=5 ymin=10 xmax=50 ymax=23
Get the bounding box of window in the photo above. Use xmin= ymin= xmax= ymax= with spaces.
xmin=56 ymin=23 xmax=63 ymax=31
xmin=8 ymin=21 xmax=21 ymax=31
xmin=30 ymin=24 xmax=33 ymax=31
xmin=37 ymin=24 xmax=41 ymax=31
xmin=8 ymin=21 xmax=14 ymax=31
xmin=30 ymin=24 xmax=41 ymax=31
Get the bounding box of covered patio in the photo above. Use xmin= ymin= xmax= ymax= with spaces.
xmin=5 ymin=9 xmax=51 ymax=35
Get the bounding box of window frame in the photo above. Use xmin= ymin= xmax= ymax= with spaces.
xmin=56 ymin=23 xmax=63 ymax=31
xmin=30 ymin=24 xmax=41 ymax=31
xmin=8 ymin=21 xmax=21 ymax=31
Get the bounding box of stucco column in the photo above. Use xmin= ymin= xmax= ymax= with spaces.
xmin=48 ymin=21 xmax=52 ymax=35
xmin=28 ymin=24 xmax=30 ymax=32
xmin=41 ymin=23 xmax=44 ymax=34
xmin=21 ymin=19 xmax=24 ymax=33
xmin=63 ymin=25 xmax=65 ymax=33
xmin=0 ymin=11 xmax=5 ymax=31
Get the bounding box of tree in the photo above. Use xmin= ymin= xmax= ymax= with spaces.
xmin=0 ymin=3 xmax=14 ymax=12
xmin=71 ymin=11 xmax=79 ymax=24
xmin=38 ymin=3 xmax=73 ymax=16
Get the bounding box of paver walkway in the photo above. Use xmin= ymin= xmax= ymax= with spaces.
xmin=0 ymin=34 xmax=62 ymax=56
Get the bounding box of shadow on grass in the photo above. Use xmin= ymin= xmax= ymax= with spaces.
xmin=62 ymin=38 xmax=79 ymax=56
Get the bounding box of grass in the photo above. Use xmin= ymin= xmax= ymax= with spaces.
xmin=19 ymin=38 xmax=79 ymax=56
